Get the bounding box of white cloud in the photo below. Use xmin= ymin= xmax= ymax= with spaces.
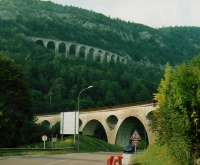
xmin=44 ymin=0 xmax=200 ymax=27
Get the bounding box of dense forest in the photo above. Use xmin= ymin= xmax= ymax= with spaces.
xmin=0 ymin=0 xmax=200 ymax=114
xmin=0 ymin=32 xmax=162 ymax=113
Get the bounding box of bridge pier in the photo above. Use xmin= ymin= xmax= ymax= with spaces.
xmin=55 ymin=42 xmax=59 ymax=55
xmin=107 ymin=130 xmax=116 ymax=144
xmin=65 ymin=44 xmax=70 ymax=58
xmin=84 ymin=47 xmax=90 ymax=60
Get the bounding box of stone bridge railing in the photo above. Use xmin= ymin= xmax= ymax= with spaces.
xmin=30 ymin=37 xmax=130 ymax=64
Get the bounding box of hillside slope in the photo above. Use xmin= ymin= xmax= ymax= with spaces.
xmin=0 ymin=0 xmax=200 ymax=64
xmin=0 ymin=0 xmax=200 ymax=114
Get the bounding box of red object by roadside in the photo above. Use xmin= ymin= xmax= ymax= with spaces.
xmin=107 ymin=155 xmax=123 ymax=165
xmin=107 ymin=156 xmax=114 ymax=165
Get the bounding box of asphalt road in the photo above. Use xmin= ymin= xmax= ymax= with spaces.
xmin=0 ymin=152 xmax=122 ymax=165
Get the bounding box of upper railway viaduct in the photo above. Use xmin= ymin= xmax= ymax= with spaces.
xmin=31 ymin=37 xmax=130 ymax=64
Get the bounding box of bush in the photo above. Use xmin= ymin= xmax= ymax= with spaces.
xmin=153 ymin=59 xmax=200 ymax=163
xmin=134 ymin=145 xmax=180 ymax=165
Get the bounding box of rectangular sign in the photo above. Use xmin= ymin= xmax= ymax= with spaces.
xmin=60 ymin=112 xmax=79 ymax=135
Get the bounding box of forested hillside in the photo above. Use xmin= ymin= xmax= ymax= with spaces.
xmin=0 ymin=0 xmax=200 ymax=114
xmin=1 ymin=0 xmax=200 ymax=64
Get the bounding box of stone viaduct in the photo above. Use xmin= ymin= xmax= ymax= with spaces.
xmin=30 ymin=37 xmax=129 ymax=64
xmin=37 ymin=103 xmax=156 ymax=147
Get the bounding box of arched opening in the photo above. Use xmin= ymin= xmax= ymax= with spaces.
xmin=41 ymin=120 xmax=51 ymax=131
xmin=47 ymin=41 xmax=55 ymax=50
xmin=116 ymin=117 xmax=149 ymax=149
xmin=41 ymin=120 xmax=50 ymax=127
xmin=121 ymin=58 xmax=127 ymax=64
xmin=88 ymin=48 xmax=95 ymax=61
xmin=106 ymin=115 xmax=118 ymax=129
xmin=95 ymin=50 xmax=102 ymax=62
xmin=82 ymin=120 xmax=107 ymax=142
xmin=110 ymin=55 xmax=116 ymax=64
xmin=79 ymin=46 xmax=86 ymax=59
xmin=58 ymin=42 xmax=66 ymax=54
xmin=35 ymin=40 xmax=44 ymax=47
xmin=69 ymin=44 xmax=76 ymax=57
xmin=116 ymin=56 xmax=120 ymax=63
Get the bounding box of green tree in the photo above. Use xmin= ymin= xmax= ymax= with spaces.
xmin=0 ymin=55 xmax=34 ymax=147
xmin=154 ymin=60 xmax=200 ymax=164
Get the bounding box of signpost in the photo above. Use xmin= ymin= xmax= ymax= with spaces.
xmin=130 ymin=130 xmax=141 ymax=153
xmin=42 ymin=135 xmax=48 ymax=149
xmin=51 ymin=136 xmax=57 ymax=148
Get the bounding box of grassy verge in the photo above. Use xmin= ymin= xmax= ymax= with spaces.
xmin=0 ymin=135 xmax=122 ymax=157
xmin=133 ymin=145 xmax=180 ymax=165
xmin=0 ymin=149 xmax=70 ymax=157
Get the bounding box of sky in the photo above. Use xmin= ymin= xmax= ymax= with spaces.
xmin=44 ymin=0 xmax=200 ymax=27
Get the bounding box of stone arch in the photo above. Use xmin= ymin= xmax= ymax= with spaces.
xmin=121 ymin=58 xmax=127 ymax=64
xmin=116 ymin=56 xmax=120 ymax=63
xmin=104 ymin=52 xmax=110 ymax=63
xmin=58 ymin=42 xmax=66 ymax=54
xmin=79 ymin=46 xmax=86 ymax=59
xmin=106 ymin=115 xmax=118 ymax=130
xmin=35 ymin=40 xmax=44 ymax=47
xmin=41 ymin=120 xmax=51 ymax=129
xmin=47 ymin=41 xmax=55 ymax=50
xmin=110 ymin=54 xmax=116 ymax=64
xmin=69 ymin=44 xmax=76 ymax=57
xmin=82 ymin=119 xmax=108 ymax=142
xmin=41 ymin=120 xmax=50 ymax=125
xmin=95 ymin=50 xmax=103 ymax=62
xmin=115 ymin=116 xmax=149 ymax=148
xmin=88 ymin=48 xmax=95 ymax=61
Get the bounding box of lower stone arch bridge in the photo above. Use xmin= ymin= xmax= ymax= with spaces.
xmin=30 ymin=37 xmax=130 ymax=65
xmin=37 ymin=103 xmax=156 ymax=147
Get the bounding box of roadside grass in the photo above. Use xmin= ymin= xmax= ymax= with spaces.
xmin=0 ymin=149 xmax=70 ymax=157
xmin=0 ymin=135 xmax=122 ymax=157
xmin=133 ymin=145 xmax=180 ymax=165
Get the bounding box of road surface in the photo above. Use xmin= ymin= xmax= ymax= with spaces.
xmin=0 ymin=152 xmax=122 ymax=165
